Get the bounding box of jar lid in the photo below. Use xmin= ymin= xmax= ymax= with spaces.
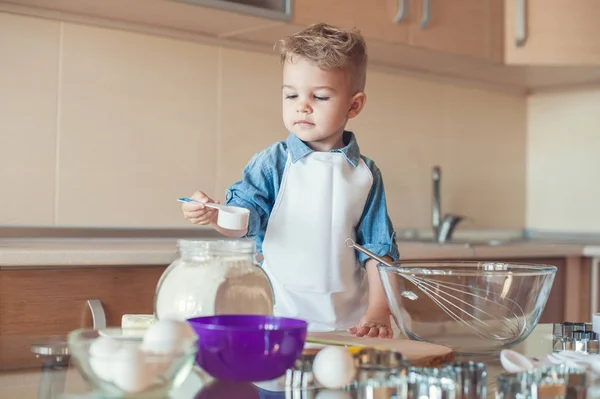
xmin=177 ymin=239 xmax=255 ymax=255
xmin=30 ymin=336 xmax=69 ymax=356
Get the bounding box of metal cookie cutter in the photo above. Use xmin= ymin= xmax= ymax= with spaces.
xmin=498 ymin=364 xmax=588 ymax=399
xmin=355 ymin=348 xmax=408 ymax=379
xmin=496 ymin=372 xmax=532 ymax=399
xmin=552 ymin=322 xmax=600 ymax=354
xmin=353 ymin=348 xmax=409 ymax=399
xmin=285 ymin=347 xmax=409 ymax=398
xmin=408 ymin=366 xmax=457 ymax=399
xmin=566 ymin=368 xmax=587 ymax=399
xmin=355 ymin=347 xmax=408 ymax=372
xmin=444 ymin=361 xmax=487 ymax=399
xmin=285 ymin=352 xmax=319 ymax=393
xmin=553 ymin=322 xmax=593 ymax=338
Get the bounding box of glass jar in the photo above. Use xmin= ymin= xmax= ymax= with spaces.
xmin=154 ymin=239 xmax=274 ymax=321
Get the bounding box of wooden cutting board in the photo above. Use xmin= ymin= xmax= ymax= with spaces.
xmin=306 ymin=332 xmax=454 ymax=367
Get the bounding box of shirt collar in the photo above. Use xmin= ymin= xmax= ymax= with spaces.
xmin=286 ymin=131 xmax=361 ymax=167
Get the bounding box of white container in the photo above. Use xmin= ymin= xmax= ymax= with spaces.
xmin=593 ymin=313 xmax=600 ymax=335
xmin=154 ymin=239 xmax=274 ymax=321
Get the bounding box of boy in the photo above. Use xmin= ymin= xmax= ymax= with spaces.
xmin=182 ymin=23 xmax=399 ymax=338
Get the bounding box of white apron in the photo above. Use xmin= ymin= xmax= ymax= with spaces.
xmin=261 ymin=151 xmax=374 ymax=331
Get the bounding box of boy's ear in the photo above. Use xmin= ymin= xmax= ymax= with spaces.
xmin=347 ymin=92 xmax=367 ymax=119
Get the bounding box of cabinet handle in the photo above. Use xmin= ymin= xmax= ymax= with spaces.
xmin=87 ymin=299 xmax=107 ymax=329
xmin=393 ymin=0 xmax=407 ymax=23
xmin=420 ymin=0 xmax=430 ymax=29
xmin=515 ymin=0 xmax=527 ymax=46
xmin=591 ymin=257 xmax=600 ymax=315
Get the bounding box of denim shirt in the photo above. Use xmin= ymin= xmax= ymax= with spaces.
xmin=224 ymin=131 xmax=400 ymax=266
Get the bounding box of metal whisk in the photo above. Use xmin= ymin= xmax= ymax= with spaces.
xmin=345 ymin=238 xmax=527 ymax=341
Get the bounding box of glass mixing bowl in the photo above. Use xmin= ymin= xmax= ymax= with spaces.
xmin=378 ymin=261 xmax=557 ymax=354
xmin=68 ymin=327 xmax=197 ymax=398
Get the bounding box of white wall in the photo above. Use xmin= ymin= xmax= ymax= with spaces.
xmin=0 ymin=12 xmax=527 ymax=230
xmin=527 ymin=88 xmax=600 ymax=233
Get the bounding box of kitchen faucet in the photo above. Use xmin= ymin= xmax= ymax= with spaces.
xmin=432 ymin=166 xmax=464 ymax=243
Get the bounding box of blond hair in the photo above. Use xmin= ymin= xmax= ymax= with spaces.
xmin=275 ymin=23 xmax=368 ymax=93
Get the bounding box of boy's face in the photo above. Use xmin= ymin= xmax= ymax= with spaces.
xmin=282 ymin=57 xmax=366 ymax=151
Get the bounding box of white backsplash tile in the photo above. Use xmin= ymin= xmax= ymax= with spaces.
xmin=0 ymin=13 xmax=59 ymax=226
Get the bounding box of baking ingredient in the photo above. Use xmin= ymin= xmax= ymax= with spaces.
xmin=155 ymin=257 xmax=273 ymax=321
xmin=499 ymin=349 xmax=536 ymax=373
xmin=121 ymin=314 xmax=156 ymax=336
xmin=89 ymin=336 xmax=121 ymax=382
xmin=141 ymin=319 xmax=196 ymax=355
xmin=112 ymin=344 xmax=154 ymax=393
xmin=313 ymin=346 xmax=356 ymax=389
xmin=88 ymin=319 xmax=197 ymax=393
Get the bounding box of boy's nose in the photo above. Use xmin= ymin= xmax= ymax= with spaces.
xmin=296 ymin=103 xmax=312 ymax=114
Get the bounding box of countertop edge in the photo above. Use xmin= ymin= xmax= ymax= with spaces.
xmin=0 ymin=238 xmax=598 ymax=268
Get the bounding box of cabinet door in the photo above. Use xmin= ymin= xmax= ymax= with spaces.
xmin=292 ymin=0 xmax=410 ymax=44
xmin=496 ymin=257 xmax=567 ymax=324
xmin=505 ymin=0 xmax=600 ymax=65
xmin=0 ymin=266 xmax=166 ymax=371
xmin=408 ymin=0 xmax=496 ymax=60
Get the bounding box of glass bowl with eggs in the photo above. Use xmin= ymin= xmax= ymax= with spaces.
xmin=68 ymin=319 xmax=198 ymax=398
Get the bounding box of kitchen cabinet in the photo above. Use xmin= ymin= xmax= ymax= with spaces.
xmin=292 ymin=0 xmax=410 ymax=45
xmin=504 ymin=0 xmax=600 ymax=65
xmin=474 ymin=256 xmax=591 ymax=324
xmin=5 ymin=0 xmax=600 ymax=95
xmin=0 ymin=0 xmax=286 ymax=39
xmin=488 ymin=257 xmax=567 ymax=324
xmin=174 ymin=0 xmax=291 ymax=21
xmin=292 ymin=0 xmax=495 ymax=61
xmin=0 ymin=266 xmax=166 ymax=371
xmin=292 ymin=0 xmax=600 ymax=72
xmin=408 ymin=0 xmax=497 ymax=60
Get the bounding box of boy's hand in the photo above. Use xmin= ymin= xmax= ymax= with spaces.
xmin=349 ymin=257 xmax=394 ymax=339
xmin=347 ymin=308 xmax=393 ymax=339
xmin=182 ymin=191 xmax=219 ymax=225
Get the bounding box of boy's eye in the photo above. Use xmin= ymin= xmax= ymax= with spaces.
xmin=284 ymin=94 xmax=297 ymax=99
xmin=314 ymin=95 xmax=329 ymax=101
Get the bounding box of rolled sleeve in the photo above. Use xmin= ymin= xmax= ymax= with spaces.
xmin=355 ymin=161 xmax=400 ymax=266
xmin=224 ymin=153 xmax=274 ymax=237
xmin=355 ymin=233 xmax=399 ymax=266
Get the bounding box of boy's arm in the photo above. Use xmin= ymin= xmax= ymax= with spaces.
xmin=365 ymin=256 xmax=393 ymax=316
xmin=360 ymin=256 xmax=395 ymax=336
xmin=347 ymin=257 xmax=394 ymax=338
xmin=353 ymin=162 xmax=399 ymax=266
xmin=220 ymin=147 xmax=285 ymax=239
xmin=349 ymin=159 xmax=399 ymax=338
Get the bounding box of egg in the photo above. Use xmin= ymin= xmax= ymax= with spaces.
xmin=89 ymin=336 xmax=121 ymax=382
xmin=312 ymin=346 xmax=356 ymax=389
xmin=141 ymin=319 xmax=196 ymax=355
xmin=112 ymin=344 xmax=156 ymax=393
xmin=90 ymin=335 xmax=121 ymax=357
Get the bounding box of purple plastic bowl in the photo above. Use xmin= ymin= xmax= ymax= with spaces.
xmin=187 ymin=314 xmax=308 ymax=382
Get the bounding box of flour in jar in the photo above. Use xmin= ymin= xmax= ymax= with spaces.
xmin=155 ymin=256 xmax=274 ymax=320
